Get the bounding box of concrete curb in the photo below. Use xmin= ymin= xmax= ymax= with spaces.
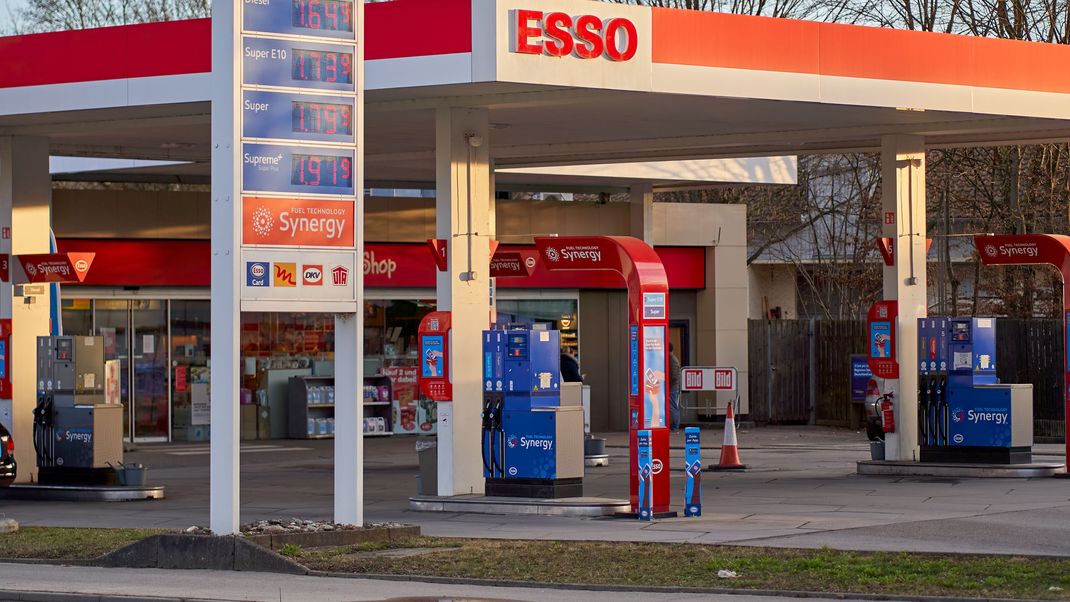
xmin=0 ymin=591 xmax=240 ymax=602
xmin=310 ymin=570 xmax=1055 ymax=602
xmin=95 ymin=534 xmax=307 ymax=574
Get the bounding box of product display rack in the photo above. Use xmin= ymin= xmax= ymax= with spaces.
xmin=288 ymin=374 xmax=394 ymax=438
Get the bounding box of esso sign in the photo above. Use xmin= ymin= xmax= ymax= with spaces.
xmin=512 ymin=10 xmax=638 ymax=62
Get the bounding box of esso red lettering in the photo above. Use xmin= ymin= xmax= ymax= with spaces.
xmin=512 ymin=10 xmax=638 ymax=62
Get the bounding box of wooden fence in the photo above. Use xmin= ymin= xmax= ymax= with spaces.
xmin=748 ymin=319 xmax=1065 ymax=437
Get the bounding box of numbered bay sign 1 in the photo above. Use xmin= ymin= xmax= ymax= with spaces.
xmin=684 ymin=427 xmax=702 ymax=517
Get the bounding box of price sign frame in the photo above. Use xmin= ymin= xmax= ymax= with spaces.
xmin=243 ymin=0 xmax=357 ymax=40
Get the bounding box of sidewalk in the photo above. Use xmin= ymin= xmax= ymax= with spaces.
xmin=0 ymin=562 xmax=856 ymax=602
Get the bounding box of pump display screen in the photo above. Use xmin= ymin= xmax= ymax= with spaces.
xmin=292 ymin=0 xmax=354 ymax=32
xmin=292 ymin=48 xmax=352 ymax=84
xmin=292 ymin=101 xmax=352 ymax=135
xmin=951 ymin=322 xmax=971 ymax=341
xmin=291 ymin=153 xmax=353 ymax=188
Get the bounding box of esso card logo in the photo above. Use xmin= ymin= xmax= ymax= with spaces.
xmin=302 ymin=265 xmax=323 ymax=286
xmin=246 ymin=262 xmax=270 ymax=287
xmin=512 ymin=10 xmax=638 ymax=62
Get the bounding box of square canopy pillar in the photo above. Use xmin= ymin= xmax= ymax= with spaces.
xmin=435 ymin=107 xmax=493 ymax=496
xmin=881 ymin=134 xmax=927 ymax=461
xmin=0 ymin=136 xmax=53 ymax=482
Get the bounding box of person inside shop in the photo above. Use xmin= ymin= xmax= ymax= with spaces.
xmin=669 ymin=342 xmax=682 ymax=430
xmin=561 ymin=346 xmax=584 ymax=383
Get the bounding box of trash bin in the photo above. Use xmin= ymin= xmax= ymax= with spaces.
xmin=870 ymin=439 xmax=885 ymax=461
xmin=416 ymin=439 xmax=437 ymax=496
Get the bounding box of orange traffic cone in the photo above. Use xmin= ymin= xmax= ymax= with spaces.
xmin=711 ymin=401 xmax=747 ymax=471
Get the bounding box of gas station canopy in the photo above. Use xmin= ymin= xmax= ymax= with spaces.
xmin=1 ymin=0 xmax=1070 ymax=184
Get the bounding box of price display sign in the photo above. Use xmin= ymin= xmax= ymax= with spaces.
xmin=224 ymin=0 xmax=362 ymax=311
xmin=243 ymin=143 xmax=354 ymax=196
xmin=243 ymin=91 xmax=355 ymax=144
xmin=244 ymin=0 xmax=355 ymax=39
xmin=243 ymin=37 xmax=355 ymax=91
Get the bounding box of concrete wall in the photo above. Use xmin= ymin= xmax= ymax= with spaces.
xmin=748 ymin=263 xmax=798 ymax=319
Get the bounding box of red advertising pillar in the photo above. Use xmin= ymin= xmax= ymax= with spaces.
xmin=534 ymin=236 xmax=672 ymax=515
xmin=974 ymin=234 xmax=1070 ymax=463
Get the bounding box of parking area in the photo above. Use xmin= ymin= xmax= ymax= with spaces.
xmin=3 ymin=426 xmax=1069 ymax=556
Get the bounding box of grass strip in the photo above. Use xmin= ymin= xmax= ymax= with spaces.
xmin=0 ymin=527 xmax=166 ymax=560
xmin=302 ymin=537 xmax=1070 ymax=600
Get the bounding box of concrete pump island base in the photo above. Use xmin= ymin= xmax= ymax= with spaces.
xmin=3 ymin=0 xmax=1070 ymax=532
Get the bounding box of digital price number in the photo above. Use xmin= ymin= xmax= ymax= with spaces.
xmin=292 ymin=153 xmax=353 ymax=188
xmin=292 ymin=0 xmax=353 ymax=32
xmin=291 ymin=48 xmax=352 ymax=84
xmin=292 ymin=101 xmax=352 ymax=136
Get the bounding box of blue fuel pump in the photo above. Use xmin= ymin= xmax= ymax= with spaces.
xmin=917 ymin=318 xmax=1033 ymax=464
xmin=482 ymin=327 xmax=584 ymax=498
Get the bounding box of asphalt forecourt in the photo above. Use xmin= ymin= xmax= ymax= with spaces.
xmin=4 ymin=528 xmax=1070 ymax=600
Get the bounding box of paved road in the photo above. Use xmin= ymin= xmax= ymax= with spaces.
xmin=0 ymin=562 xmax=867 ymax=602
xmin=4 ymin=426 xmax=1070 ymax=555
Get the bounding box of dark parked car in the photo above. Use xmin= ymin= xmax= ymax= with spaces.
xmin=0 ymin=423 xmax=15 ymax=486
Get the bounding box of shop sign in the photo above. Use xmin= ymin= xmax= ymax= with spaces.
xmin=242 ymin=197 xmax=354 ymax=247
xmin=17 ymin=252 xmax=94 ymax=283
xmin=512 ymin=9 xmax=638 ymax=62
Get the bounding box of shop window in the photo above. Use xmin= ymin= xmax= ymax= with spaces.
xmin=60 ymin=298 xmax=93 ymax=336
xmin=171 ymin=300 xmax=210 ymax=442
xmin=496 ymin=299 xmax=579 ymax=356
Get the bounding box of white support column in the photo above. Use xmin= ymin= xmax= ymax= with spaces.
xmin=209 ymin=0 xmax=240 ymax=535
xmin=334 ymin=314 xmax=362 ymax=524
xmin=881 ymin=135 xmax=927 ymax=462
xmin=435 ymin=107 xmax=492 ymax=496
xmin=629 ymin=183 xmax=654 ymax=244
xmin=0 ymin=136 xmax=51 ymax=483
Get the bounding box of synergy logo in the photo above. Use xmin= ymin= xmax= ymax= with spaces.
xmin=996 ymin=243 xmax=1040 ymax=258
xmin=560 ymin=245 xmax=602 ymax=262
xmin=507 ymin=435 xmax=519 ymax=449
xmin=302 ymin=265 xmax=323 ymax=286
xmin=274 ymin=262 xmax=297 ymax=287
xmin=951 ymin=407 xmax=965 ymax=423
xmin=242 ymin=198 xmax=354 ymax=247
xmin=246 ymin=262 xmax=270 ymax=287
xmin=250 ymin=207 xmax=274 ymax=237
xmin=545 ymin=247 xmax=561 ymax=262
xmin=984 ymin=244 xmax=999 ymax=258
xmin=967 ymin=409 xmax=1009 ymax=425
xmin=518 ymin=435 xmax=554 ymax=451
xmin=61 ymin=429 xmax=92 ymax=444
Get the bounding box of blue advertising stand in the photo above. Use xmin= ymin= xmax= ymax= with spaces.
xmin=637 ymin=429 xmax=653 ymax=521
xmin=684 ymin=427 xmax=701 ymax=517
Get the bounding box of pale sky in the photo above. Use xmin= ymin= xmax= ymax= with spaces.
xmin=0 ymin=0 xmax=28 ymax=34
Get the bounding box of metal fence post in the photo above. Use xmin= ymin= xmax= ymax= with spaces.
xmin=808 ymin=319 xmax=817 ymax=425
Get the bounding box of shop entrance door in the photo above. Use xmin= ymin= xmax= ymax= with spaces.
xmin=94 ymin=300 xmax=170 ymax=442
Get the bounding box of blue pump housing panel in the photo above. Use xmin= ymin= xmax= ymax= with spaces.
xmin=502 ymin=409 xmax=559 ymax=479
xmin=483 ymin=328 xmax=561 ymax=410
xmin=948 ymin=318 xmax=997 ymax=388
